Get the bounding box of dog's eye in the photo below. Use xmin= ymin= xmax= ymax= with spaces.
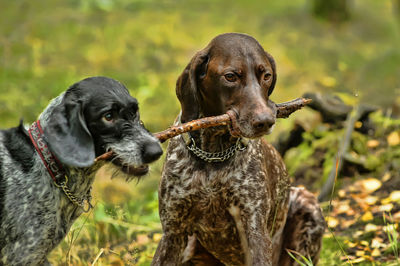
xmin=224 ymin=73 xmax=237 ymax=82
xmin=264 ymin=73 xmax=272 ymax=81
xmin=103 ymin=112 xmax=114 ymax=122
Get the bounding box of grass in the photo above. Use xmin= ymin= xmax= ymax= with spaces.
xmin=384 ymin=213 xmax=400 ymax=262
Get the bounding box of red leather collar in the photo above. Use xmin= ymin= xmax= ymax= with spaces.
xmin=28 ymin=120 xmax=65 ymax=184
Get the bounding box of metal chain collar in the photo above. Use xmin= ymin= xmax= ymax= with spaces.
xmin=29 ymin=120 xmax=93 ymax=213
xmin=187 ymin=137 xmax=247 ymax=163
xmin=54 ymin=175 xmax=93 ymax=213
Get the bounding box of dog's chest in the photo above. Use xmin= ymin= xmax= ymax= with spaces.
xmin=160 ymin=137 xmax=288 ymax=263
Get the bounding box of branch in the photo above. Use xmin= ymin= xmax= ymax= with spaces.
xmin=95 ymin=97 xmax=311 ymax=162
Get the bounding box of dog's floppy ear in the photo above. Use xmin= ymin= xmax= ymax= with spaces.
xmin=176 ymin=49 xmax=210 ymax=123
xmin=265 ymin=51 xmax=277 ymax=96
xmin=44 ymin=96 xmax=95 ymax=168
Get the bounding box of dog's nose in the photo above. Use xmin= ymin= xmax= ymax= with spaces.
xmin=252 ymin=113 xmax=275 ymax=132
xmin=142 ymin=141 xmax=163 ymax=164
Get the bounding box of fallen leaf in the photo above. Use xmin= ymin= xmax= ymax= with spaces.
xmin=136 ymin=234 xmax=150 ymax=245
xmin=355 ymin=250 xmax=365 ymax=257
xmin=352 ymin=194 xmax=372 ymax=211
xmin=342 ymin=219 xmax=357 ymax=228
xmin=371 ymin=237 xmax=385 ymax=249
xmin=379 ymin=203 xmax=394 ymax=212
xmin=153 ymin=233 xmax=163 ymax=242
xmin=364 ymin=196 xmax=378 ymax=205
xmin=360 ymin=240 xmax=370 ymax=246
xmin=349 ymin=257 xmax=365 ymax=263
xmin=393 ymin=211 xmax=400 ymax=222
xmin=326 ymin=216 xmax=339 ymax=228
xmin=338 ymin=189 xmax=347 ymax=198
xmin=389 ymin=190 xmax=400 ymax=202
xmin=358 ymin=178 xmax=382 ymax=193
xmin=361 ymin=211 xmax=374 ymax=222
xmin=353 ymin=231 xmax=364 ymax=238
xmin=354 ymin=121 xmax=362 ymax=129
xmin=336 ymin=204 xmax=350 ymax=214
xmin=365 ymin=224 xmax=378 ymax=232
xmin=381 ymin=197 xmax=392 ymax=205
xmin=344 ymin=240 xmax=358 ymax=248
xmin=346 ymin=208 xmax=356 ymax=216
xmin=367 ymin=139 xmax=380 ymax=148
xmin=382 ymin=172 xmax=391 ymax=182
xmin=387 ymin=131 xmax=400 ymax=146
xmin=371 ymin=248 xmax=381 ymax=257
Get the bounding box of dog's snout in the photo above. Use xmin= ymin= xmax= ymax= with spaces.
xmin=252 ymin=113 xmax=275 ymax=132
xmin=142 ymin=140 xmax=163 ymax=164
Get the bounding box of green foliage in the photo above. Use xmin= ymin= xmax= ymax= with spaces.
xmin=383 ymin=213 xmax=400 ymax=261
xmin=286 ymin=249 xmax=314 ymax=266
xmin=319 ymin=236 xmax=347 ymax=265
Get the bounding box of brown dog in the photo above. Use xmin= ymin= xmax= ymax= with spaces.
xmin=152 ymin=33 xmax=325 ymax=265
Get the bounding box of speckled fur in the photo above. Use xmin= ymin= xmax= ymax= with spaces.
xmin=153 ymin=33 xmax=325 ymax=265
xmin=0 ymin=100 xmax=103 ymax=266
xmin=0 ymin=77 xmax=162 ymax=265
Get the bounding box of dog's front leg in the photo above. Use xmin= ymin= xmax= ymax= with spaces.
xmin=152 ymin=234 xmax=187 ymax=266
xmin=228 ymin=205 xmax=273 ymax=266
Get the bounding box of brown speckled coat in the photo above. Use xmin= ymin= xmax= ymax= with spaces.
xmin=152 ymin=33 xmax=325 ymax=266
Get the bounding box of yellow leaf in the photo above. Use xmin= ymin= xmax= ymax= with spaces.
xmin=342 ymin=219 xmax=357 ymax=228
xmin=387 ymin=131 xmax=400 ymax=146
xmin=355 ymin=250 xmax=365 ymax=257
xmin=338 ymin=189 xmax=346 ymax=198
xmin=336 ymin=204 xmax=350 ymax=214
xmin=355 ymin=121 xmax=362 ymax=129
xmin=364 ymin=196 xmax=378 ymax=205
xmin=353 ymin=231 xmax=364 ymax=238
xmin=389 ymin=191 xmax=400 ymax=202
xmin=153 ymin=233 xmax=163 ymax=242
xmin=344 ymin=240 xmax=358 ymax=248
xmin=367 ymin=139 xmax=379 ymax=148
xmin=371 ymin=248 xmax=381 ymax=257
xmin=326 ymin=216 xmax=339 ymax=228
xmin=359 ymin=178 xmax=382 ymax=193
xmin=365 ymin=223 xmax=378 ymax=232
xmin=360 ymin=240 xmax=370 ymax=246
xmin=379 ymin=203 xmax=394 ymax=212
xmin=371 ymin=237 xmax=385 ymax=249
xmin=361 ymin=211 xmax=374 ymax=222
xmin=382 ymin=172 xmax=391 ymax=182
xmin=381 ymin=197 xmax=392 ymax=205
xmin=349 ymin=257 xmax=365 ymax=263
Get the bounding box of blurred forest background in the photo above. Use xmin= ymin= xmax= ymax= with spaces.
xmin=1 ymin=0 xmax=400 ymax=265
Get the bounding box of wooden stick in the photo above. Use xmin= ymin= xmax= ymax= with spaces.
xmin=94 ymin=97 xmax=311 ymax=162
xmin=276 ymin=98 xmax=312 ymax=118
xmin=154 ymin=114 xmax=231 ymax=143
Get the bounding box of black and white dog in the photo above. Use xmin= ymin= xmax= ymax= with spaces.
xmin=0 ymin=76 xmax=162 ymax=265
